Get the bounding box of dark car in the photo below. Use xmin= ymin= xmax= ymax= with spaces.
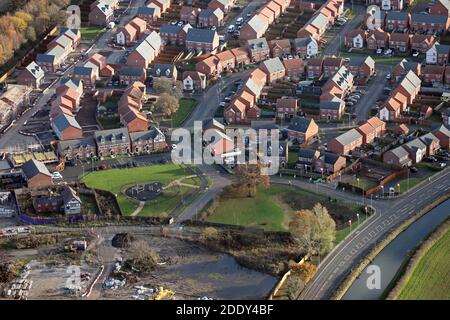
xmin=99 ymin=164 xmax=108 ymax=170
xmin=410 ymin=166 xmax=418 ymax=173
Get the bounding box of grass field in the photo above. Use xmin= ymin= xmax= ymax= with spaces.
xmin=207 ymin=184 xmax=360 ymax=233
xmin=339 ymin=53 xmax=404 ymax=66
xmin=81 ymin=164 xmax=198 ymax=217
xmin=80 ymin=26 xmax=104 ymax=40
xmin=169 ymin=98 xmax=197 ymax=127
xmin=397 ymin=227 xmax=450 ymax=300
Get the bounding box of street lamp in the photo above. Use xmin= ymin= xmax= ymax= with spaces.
xmin=381 ymin=185 xmax=384 ymax=199
xmin=397 ymin=183 xmax=400 ymax=195
xmin=356 ymin=213 xmax=360 ymax=226
xmin=349 ymin=219 xmax=352 ymax=233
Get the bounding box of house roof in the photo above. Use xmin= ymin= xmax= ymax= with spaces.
xmin=411 ymin=34 xmax=435 ymax=44
xmin=276 ymin=97 xmax=297 ymax=108
xmin=137 ymin=6 xmax=159 ymax=16
xmin=230 ymin=47 xmax=249 ymax=59
xmin=357 ymin=122 xmax=375 ymax=136
xmin=404 ymin=137 xmax=427 ymax=152
xmin=434 ymin=124 xmax=450 ymax=137
xmin=282 ymin=58 xmax=304 ymax=70
xmin=309 ymin=12 xmax=328 ymax=30
xmin=120 ymin=66 xmax=145 ymax=77
xmin=334 ymin=128 xmax=363 ymax=146
xmin=60 ymin=27 xmax=80 ymax=40
xmin=52 ymin=113 xmax=81 ymax=131
xmin=348 ymin=55 xmax=375 ymax=69
xmin=405 ymin=70 xmax=421 ymax=87
xmin=58 ymin=136 xmax=96 ymax=150
xmin=294 ymin=36 xmax=316 ymax=47
xmin=247 ymin=38 xmax=269 ymax=52
xmin=368 ymin=29 xmax=388 ymax=41
xmin=244 ymin=78 xmax=262 ymax=97
xmin=385 ymin=11 xmax=410 ymax=21
xmin=94 ymin=128 xmax=130 ymax=145
xmin=388 ymin=146 xmax=409 ymax=159
xmin=61 ymin=186 xmax=81 ymax=205
xmin=60 ymin=78 xmax=81 ymax=91
xmin=129 ymin=127 xmax=165 ymax=142
xmin=151 ymin=64 xmax=176 ymax=78
xmin=135 ymin=39 xmax=155 ymax=59
xmin=261 ymin=57 xmax=285 ymax=74
xmin=435 ymin=43 xmax=450 ymax=55
xmin=203 ymin=118 xmax=225 ymax=131
xmin=180 ymin=5 xmax=201 ymax=16
xmin=366 ymin=116 xmax=385 ymax=129
xmin=424 ymin=64 xmax=445 ymax=74
xmin=251 ymin=120 xmax=279 ymax=130
xmin=287 ymin=116 xmax=314 ymax=133
xmin=412 ymin=13 xmax=447 ymax=24
xmin=36 ymin=53 xmax=55 ymax=64
xmin=25 ymin=61 xmax=45 ymax=79
xmin=74 ymin=66 xmax=94 ymax=76
xmin=323 ymin=56 xmax=343 ymax=67
xmin=270 ymin=38 xmax=291 ymax=49
xmin=216 ymin=50 xmax=235 ymax=62
xmin=199 ymin=8 xmax=214 ymax=19
xmin=320 ymin=96 xmax=343 ymax=110
xmin=390 ymin=32 xmax=411 ymax=42
xmin=437 ymin=0 xmax=450 ymax=11
xmin=298 ymin=148 xmax=319 ymax=159
xmin=183 ymin=70 xmax=206 ymax=81
xmin=396 ymin=123 xmax=409 ymax=134
xmin=346 ymin=29 xmax=366 ymax=39
xmin=249 ymin=68 xmax=267 ymax=86
xmin=145 ymin=31 xmax=162 ymax=51
xmin=50 ymin=34 xmax=72 ymax=49
xmin=307 ymin=57 xmax=324 ymax=66
xmin=246 ymin=14 xmax=268 ymax=34
xmin=186 ymin=28 xmax=217 ymax=43
xmin=420 ymin=132 xmax=440 ymax=146
xmin=160 ymin=24 xmax=184 ymax=34
xmin=321 ymin=151 xmax=343 ymax=165
xmin=396 ymin=59 xmax=420 ymax=74
xmin=22 ymin=159 xmax=51 ymax=179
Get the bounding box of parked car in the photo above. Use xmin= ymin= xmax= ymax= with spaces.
xmin=412 ymin=51 xmax=419 ymax=57
xmin=51 ymin=172 xmax=63 ymax=180
xmin=386 ymin=73 xmax=391 ymax=80
xmin=376 ymin=48 xmax=383 ymax=54
xmin=410 ymin=166 xmax=418 ymax=173
xmin=99 ymin=164 xmax=108 ymax=170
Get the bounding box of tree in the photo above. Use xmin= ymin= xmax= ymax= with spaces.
xmin=232 ymin=163 xmax=270 ymax=197
xmin=289 ymin=204 xmax=336 ymax=256
xmin=153 ymin=78 xmax=183 ymax=99
xmin=127 ymin=240 xmax=159 ymax=272
xmin=155 ymin=93 xmax=179 ymax=117
xmin=291 ymin=262 xmax=317 ymax=283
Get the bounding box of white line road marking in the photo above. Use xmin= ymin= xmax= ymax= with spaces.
xmin=369 ymin=231 xmax=376 ymax=237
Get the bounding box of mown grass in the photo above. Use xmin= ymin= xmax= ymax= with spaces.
xmin=207 ymin=184 xmax=359 ymax=232
xmin=81 ymin=164 xmax=195 ymax=217
xmin=80 ymin=26 xmax=104 ymax=40
xmin=169 ymin=98 xmax=197 ymax=127
xmin=397 ymin=228 xmax=450 ymax=300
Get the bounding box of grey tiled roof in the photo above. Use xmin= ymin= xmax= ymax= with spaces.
xmin=248 ymin=38 xmax=269 ymax=52
xmin=434 ymin=124 xmax=450 ymax=137
xmin=412 ymin=13 xmax=447 ymax=24
xmin=348 ymin=56 xmax=375 ymax=69
xmin=151 ymin=64 xmax=176 ymax=78
xmin=47 ymin=45 xmax=66 ymax=59
xmin=389 ymin=145 xmax=409 ymax=158
xmin=74 ymin=66 xmax=94 ymax=76
xmin=420 ymin=132 xmax=440 ymax=146
xmin=135 ymin=39 xmax=155 ymax=59
xmin=287 ymin=116 xmax=313 ymax=133
xmin=129 ymin=127 xmax=165 ymax=142
xmin=246 ymin=14 xmax=268 ymax=34
xmin=322 ymin=151 xmax=342 ymax=165
xmin=160 ymin=24 xmax=183 ymax=34
xmin=294 ymin=36 xmax=315 ymax=48
xmin=22 ymin=159 xmax=51 ymax=179
xmin=36 ymin=54 xmax=56 ymax=64
xmin=404 ymin=138 xmax=427 ymax=151
xmin=137 ymin=6 xmax=158 ymax=15
xmin=298 ymin=148 xmax=318 ymax=159
xmin=120 ymin=66 xmax=144 ymax=77
xmin=53 ymin=114 xmax=81 ymax=131
xmin=385 ymin=11 xmax=409 ymax=21
xmin=334 ymin=128 xmax=363 ymax=146
xmin=251 ymin=120 xmax=279 ymax=131
xmin=320 ymin=97 xmax=343 ymax=110
xmin=261 ymin=57 xmax=284 ymax=74
xmin=435 ymin=43 xmax=450 ymax=55
xmin=59 ymin=136 xmax=96 ymax=150
xmin=94 ymin=128 xmax=130 ymax=145
xmin=186 ymin=28 xmax=217 ymax=43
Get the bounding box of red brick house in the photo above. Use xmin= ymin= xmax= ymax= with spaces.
xmin=230 ymin=47 xmax=250 ymax=67
xmin=410 ymin=34 xmax=436 ymax=54
xmin=22 ymin=159 xmax=53 ymax=189
xmin=247 ymin=38 xmax=270 ymax=62
xmin=240 ymin=15 xmax=269 ymax=40
xmin=198 ymin=8 xmax=224 ymax=27
xmin=136 ymin=5 xmax=161 ymax=24
xmin=51 ymin=114 xmax=83 ymax=141
xmin=383 ymin=146 xmax=412 ymax=167
xmin=286 ymin=116 xmax=319 ymax=144
xmin=389 ymin=32 xmax=411 ymax=53
xmin=215 ymin=50 xmax=236 ymax=70
xmin=411 ymin=13 xmax=449 ymax=33
xmin=276 ymin=97 xmax=298 ymax=118
xmin=195 ymin=55 xmax=221 ymax=75
xmin=148 ymin=0 xmax=171 ymax=13
xmin=160 ymin=24 xmax=191 ymax=46
xmin=94 ymin=128 xmax=131 ymax=157
xmin=306 ymin=57 xmax=324 ymax=78
xmin=328 ymin=128 xmax=363 ymax=155
xmin=345 ymin=29 xmax=367 ymax=48
xmin=17 ymin=62 xmax=45 ymax=89
xmin=323 ymin=56 xmax=343 ymax=78
xmin=282 ymin=58 xmax=305 ymax=79
xmin=347 ymin=56 xmax=375 ymax=80
xmin=430 ymin=0 xmax=450 ymax=16
xmin=269 ymin=39 xmax=291 ymax=58
xmin=180 ymin=6 xmax=201 ymax=25
xmin=259 ymin=58 xmax=286 ymax=83
xmin=367 ymin=29 xmax=389 ymax=50
xmin=130 ymin=127 xmax=167 ymax=154
xmin=89 ymin=0 xmax=115 ymax=26
xmin=208 ymin=0 xmax=232 ymax=13
xmin=423 ymin=64 xmax=445 ymax=84
xmin=186 ymin=28 xmax=219 ymax=53
xmin=384 ymin=11 xmax=410 ymax=31
xmin=433 ymin=124 xmax=450 ymax=149
xmin=57 ymin=137 xmax=97 ymax=161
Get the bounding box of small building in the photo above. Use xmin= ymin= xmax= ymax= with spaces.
xmin=51 ymin=114 xmax=83 ymax=141
xmin=57 ymin=136 xmax=97 ymax=161
xmin=150 ymin=64 xmax=178 ymax=81
xmin=426 ymin=43 xmax=450 ymax=65
xmin=22 ymin=159 xmax=53 ymax=189
xmin=94 ymin=128 xmax=131 ymax=157
xmin=383 ymin=146 xmax=412 ymax=167
xmin=282 ymin=58 xmax=305 ymax=80
xmin=259 ymin=57 xmax=286 ymax=83
xmin=403 ymin=138 xmax=427 ymax=163
xmin=420 ymin=132 xmax=441 ymax=156
xmin=433 ymin=124 xmax=450 ymax=149
xmin=129 ymin=127 xmax=167 ymax=154
xmin=239 ymin=15 xmax=269 ymax=41
xmin=328 ymin=128 xmax=363 ymax=155
xmin=17 ymin=62 xmax=45 ymax=89
xmin=247 ymin=38 xmax=270 ymax=63
xmin=294 ymin=36 xmax=319 ymax=57
xmin=185 ymin=28 xmax=219 ymax=53
xmin=314 ymin=151 xmax=346 ymax=174
xmin=269 ymin=39 xmax=291 ymax=58
xmin=183 ymin=71 xmax=206 ymax=91
xmin=276 ymin=97 xmax=298 ymax=118
xmin=286 ymin=116 xmax=318 ymax=144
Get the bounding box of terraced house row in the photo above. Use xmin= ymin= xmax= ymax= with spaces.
xmin=239 ymin=0 xmax=291 ymax=40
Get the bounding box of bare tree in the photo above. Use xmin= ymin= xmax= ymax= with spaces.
xmin=153 ymin=78 xmax=183 ymax=99
xmin=127 ymin=240 xmax=159 ymax=271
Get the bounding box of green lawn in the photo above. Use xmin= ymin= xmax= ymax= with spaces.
xmin=397 ymin=227 xmax=450 ymax=300
xmin=335 ymin=214 xmax=368 ymax=243
xmin=98 ymin=116 xmax=120 ymax=129
xmin=81 ymin=164 xmax=196 ymax=217
xmin=207 ymin=184 xmax=361 ymax=232
xmin=80 ymin=26 xmax=104 ymax=40
xmin=351 ymin=177 xmax=378 ymax=191
xmin=169 ymin=98 xmax=197 ymax=127
xmin=339 ymin=53 xmax=404 ymax=66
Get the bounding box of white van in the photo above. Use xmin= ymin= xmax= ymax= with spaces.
xmin=236 ymin=17 xmax=244 ymax=25
xmin=227 ymin=25 xmax=235 ymax=33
